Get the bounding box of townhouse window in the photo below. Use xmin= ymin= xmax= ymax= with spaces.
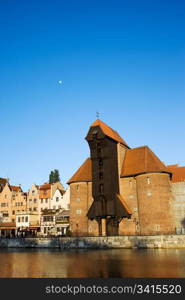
xmin=53 ymin=206 xmax=56 ymax=209
xmin=56 ymin=197 xmax=59 ymax=202
xmin=33 ymin=207 xmax=37 ymax=211
xmin=34 ymin=199 xmax=37 ymax=203
xmin=155 ymin=224 xmax=160 ymax=231
xmin=147 ymin=177 xmax=151 ymax=184
xmin=3 ymin=213 xmax=8 ymax=217
xmin=29 ymin=199 xmax=32 ymax=202
xmin=12 ymin=210 xmax=15 ymax=215
xmin=25 ymin=217 xmax=28 ymax=222
xmin=67 ymin=204 xmax=70 ymax=209
xmin=43 ymin=216 xmax=53 ymax=222
xmin=58 ymin=205 xmax=61 ymax=209
xmin=22 ymin=217 xmax=24 ymax=222
xmin=12 ymin=218 xmax=15 ymax=222
xmin=32 ymin=191 xmax=35 ymax=195
xmin=29 ymin=208 xmax=32 ymax=211
xmin=45 ymin=199 xmax=48 ymax=203
xmin=41 ymin=199 xmax=43 ymax=204
xmin=5 ymin=195 xmax=7 ymax=199
xmin=18 ymin=217 xmax=21 ymax=222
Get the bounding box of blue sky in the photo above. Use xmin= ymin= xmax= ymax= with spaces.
xmin=0 ymin=0 xmax=185 ymax=190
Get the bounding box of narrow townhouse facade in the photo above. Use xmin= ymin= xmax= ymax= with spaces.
xmin=39 ymin=182 xmax=65 ymax=212
xmin=27 ymin=184 xmax=40 ymax=215
xmin=16 ymin=211 xmax=40 ymax=236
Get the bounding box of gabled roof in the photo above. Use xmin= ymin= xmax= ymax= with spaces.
xmin=0 ymin=178 xmax=7 ymax=185
xmin=166 ymin=165 xmax=185 ymax=183
xmin=90 ymin=119 xmax=129 ymax=147
xmin=121 ymin=146 xmax=171 ymax=177
xmin=67 ymin=158 xmax=92 ymax=184
xmin=39 ymin=183 xmax=51 ymax=190
xmin=9 ymin=185 xmax=22 ymax=192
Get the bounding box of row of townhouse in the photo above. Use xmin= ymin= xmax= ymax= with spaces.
xmin=0 ymin=178 xmax=70 ymax=237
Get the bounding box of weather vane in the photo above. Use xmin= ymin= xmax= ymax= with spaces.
xmin=96 ymin=111 xmax=100 ymax=119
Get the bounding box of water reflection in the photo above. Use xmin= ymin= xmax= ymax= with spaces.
xmin=0 ymin=248 xmax=185 ymax=278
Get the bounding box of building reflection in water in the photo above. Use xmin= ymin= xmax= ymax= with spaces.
xmin=0 ymin=248 xmax=184 ymax=278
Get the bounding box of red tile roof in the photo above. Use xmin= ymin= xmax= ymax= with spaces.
xmin=67 ymin=158 xmax=92 ymax=184
xmin=90 ymin=119 xmax=129 ymax=147
xmin=9 ymin=185 xmax=21 ymax=192
xmin=116 ymin=194 xmax=132 ymax=215
xmin=67 ymin=147 xmax=172 ymax=184
xmin=121 ymin=146 xmax=171 ymax=177
xmin=39 ymin=183 xmax=51 ymax=190
xmin=166 ymin=165 xmax=185 ymax=183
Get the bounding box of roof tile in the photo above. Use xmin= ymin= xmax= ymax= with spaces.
xmin=166 ymin=165 xmax=185 ymax=183
xmin=90 ymin=119 xmax=129 ymax=146
xmin=121 ymin=146 xmax=170 ymax=177
xmin=67 ymin=158 xmax=92 ymax=184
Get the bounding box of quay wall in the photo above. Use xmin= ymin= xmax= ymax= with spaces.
xmin=1 ymin=235 xmax=185 ymax=249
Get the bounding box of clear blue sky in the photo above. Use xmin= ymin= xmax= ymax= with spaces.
xmin=0 ymin=0 xmax=185 ymax=191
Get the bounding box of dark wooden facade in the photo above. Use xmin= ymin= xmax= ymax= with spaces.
xmin=85 ymin=125 xmax=131 ymax=236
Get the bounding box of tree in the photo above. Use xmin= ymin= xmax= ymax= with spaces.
xmin=53 ymin=169 xmax=60 ymax=182
xmin=49 ymin=171 xmax=54 ymax=184
xmin=49 ymin=169 xmax=60 ymax=184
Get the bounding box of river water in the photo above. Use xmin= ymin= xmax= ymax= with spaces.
xmin=0 ymin=248 xmax=185 ymax=278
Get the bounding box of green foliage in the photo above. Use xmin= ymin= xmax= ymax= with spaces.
xmin=49 ymin=169 xmax=60 ymax=184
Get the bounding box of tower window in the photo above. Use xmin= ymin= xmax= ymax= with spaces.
xmin=97 ymin=143 xmax=101 ymax=154
xmin=99 ymin=172 xmax=103 ymax=180
xmin=76 ymin=185 xmax=79 ymax=191
xmin=147 ymin=177 xmax=150 ymax=184
xmin=99 ymin=158 xmax=103 ymax=167
xmin=99 ymin=184 xmax=104 ymax=194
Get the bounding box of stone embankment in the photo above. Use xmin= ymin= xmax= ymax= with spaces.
xmin=1 ymin=235 xmax=185 ymax=249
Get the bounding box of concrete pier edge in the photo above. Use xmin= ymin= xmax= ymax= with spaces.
xmin=1 ymin=235 xmax=185 ymax=249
